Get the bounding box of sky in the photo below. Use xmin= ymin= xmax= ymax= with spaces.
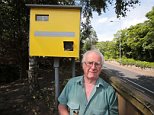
xmin=91 ymin=0 xmax=154 ymax=42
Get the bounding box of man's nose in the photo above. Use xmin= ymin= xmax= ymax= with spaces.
xmin=91 ymin=63 xmax=97 ymax=68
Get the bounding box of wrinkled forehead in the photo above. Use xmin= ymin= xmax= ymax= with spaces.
xmin=84 ymin=52 xmax=102 ymax=62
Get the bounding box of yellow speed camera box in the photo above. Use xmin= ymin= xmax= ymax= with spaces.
xmin=27 ymin=4 xmax=81 ymax=58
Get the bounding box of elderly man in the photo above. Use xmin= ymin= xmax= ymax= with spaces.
xmin=58 ymin=50 xmax=119 ymax=115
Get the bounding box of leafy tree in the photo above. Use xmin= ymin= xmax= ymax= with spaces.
xmin=80 ymin=0 xmax=93 ymax=52
xmin=0 ymin=0 xmax=29 ymax=79
xmin=81 ymin=27 xmax=98 ymax=52
xmin=96 ymin=41 xmax=117 ymax=59
xmin=88 ymin=0 xmax=140 ymax=17
xmin=112 ymin=6 xmax=154 ymax=62
xmin=80 ymin=0 xmax=140 ymax=52
xmin=144 ymin=6 xmax=154 ymax=61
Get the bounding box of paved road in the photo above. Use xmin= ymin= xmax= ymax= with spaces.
xmin=103 ymin=62 xmax=154 ymax=94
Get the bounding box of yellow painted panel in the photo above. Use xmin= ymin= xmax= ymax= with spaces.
xmin=29 ymin=6 xmax=81 ymax=57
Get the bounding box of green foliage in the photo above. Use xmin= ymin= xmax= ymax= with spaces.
xmin=96 ymin=41 xmax=118 ymax=60
xmin=89 ymin=0 xmax=140 ymax=17
xmin=112 ymin=6 xmax=154 ymax=62
xmin=120 ymin=58 xmax=154 ymax=69
xmin=146 ymin=6 xmax=154 ymax=24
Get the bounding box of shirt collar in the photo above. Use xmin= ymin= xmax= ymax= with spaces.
xmin=95 ymin=77 xmax=104 ymax=87
xmin=76 ymin=76 xmax=84 ymax=86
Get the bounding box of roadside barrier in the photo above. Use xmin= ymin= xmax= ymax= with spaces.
xmin=101 ymin=68 xmax=154 ymax=115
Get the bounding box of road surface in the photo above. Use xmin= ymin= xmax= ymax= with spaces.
xmin=103 ymin=61 xmax=154 ymax=94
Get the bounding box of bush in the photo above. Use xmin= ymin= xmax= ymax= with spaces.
xmin=109 ymin=58 xmax=154 ymax=69
xmin=121 ymin=58 xmax=154 ymax=69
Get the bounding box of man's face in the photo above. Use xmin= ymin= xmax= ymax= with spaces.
xmin=82 ymin=52 xmax=102 ymax=80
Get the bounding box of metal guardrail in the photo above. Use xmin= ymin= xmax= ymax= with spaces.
xmin=101 ymin=68 xmax=154 ymax=115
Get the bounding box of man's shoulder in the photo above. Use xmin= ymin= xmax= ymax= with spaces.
xmin=67 ymin=76 xmax=83 ymax=84
xmin=99 ymin=77 xmax=115 ymax=91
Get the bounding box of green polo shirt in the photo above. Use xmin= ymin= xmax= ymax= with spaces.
xmin=58 ymin=76 xmax=118 ymax=115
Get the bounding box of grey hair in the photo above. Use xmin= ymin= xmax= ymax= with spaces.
xmin=82 ymin=49 xmax=104 ymax=65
